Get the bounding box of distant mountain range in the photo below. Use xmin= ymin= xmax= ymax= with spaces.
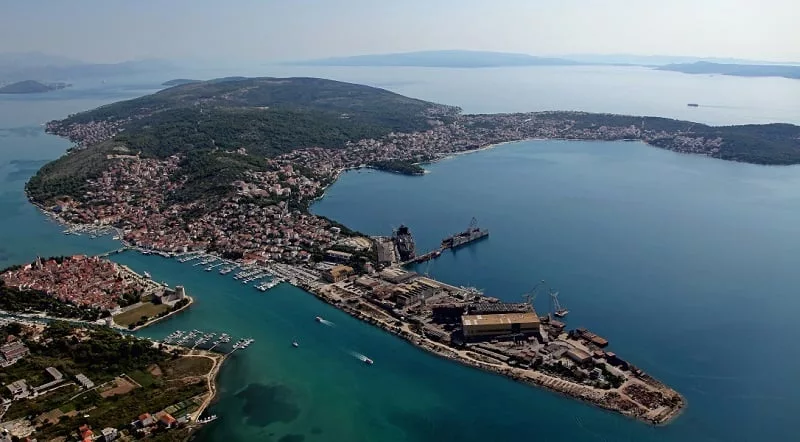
xmin=0 ymin=52 xmax=174 ymax=82
xmin=657 ymin=62 xmax=800 ymax=80
xmin=558 ymin=53 xmax=798 ymax=66
xmin=291 ymin=50 xmax=580 ymax=68
xmin=291 ymin=50 xmax=800 ymax=80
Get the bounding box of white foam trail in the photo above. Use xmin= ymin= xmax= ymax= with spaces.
xmin=348 ymin=351 xmax=367 ymax=362
xmin=320 ymin=319 xmax=335 ymax=327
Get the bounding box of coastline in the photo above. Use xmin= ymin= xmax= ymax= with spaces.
xmin=306 ymin=284 xmax=685 ymax=426
xmin=125 ymin=295 xmax=195 ymax=332
xmin=22 ymin=135 xmax=687 ymax=426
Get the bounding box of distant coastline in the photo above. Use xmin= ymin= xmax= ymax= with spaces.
xmin=657 ymin=61 xmax=800 ymax=80
xmin=0 ymin=80 xmax=71 ymax=94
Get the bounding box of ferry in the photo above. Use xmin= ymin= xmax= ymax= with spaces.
xmin=687 ymin=103 xmax=699 ymax=107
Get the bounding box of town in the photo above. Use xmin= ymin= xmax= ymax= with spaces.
xmin=42 ymin=111 xmax=725 ymax=262
xmin=28 ymin=108 xmax=694 ymax=426
xmin=0 ymin=256 xmax=190 ymax=329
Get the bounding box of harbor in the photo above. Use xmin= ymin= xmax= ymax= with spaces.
xmin=397 ymin=218 xmax=490 ymax=266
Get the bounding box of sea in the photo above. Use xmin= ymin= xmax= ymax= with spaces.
xmin=1 ymin=65 xmax=800 ymax=442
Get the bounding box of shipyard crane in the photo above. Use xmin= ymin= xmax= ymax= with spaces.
xmin=549 ymin=289 xmax=569 ymax=318
xmin=522 ymin=280 xmax=549 ymax=312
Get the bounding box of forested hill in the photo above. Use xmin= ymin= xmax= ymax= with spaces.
xmin=29 ymin=77 xmax=459 ymax=205
xmin=48 ymin=76 xmax=459 ymax=157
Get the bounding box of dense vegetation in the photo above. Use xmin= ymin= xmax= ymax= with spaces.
xmin=116 ymin=106 xmax=402 ymax=158
xmin=0 ymin=280 xmax=105 ymax=321
xmin=369 ymin=159 xmax=426 ymax=175
xmin=30 ymin=77 xmax=456 ymax=205
xmin=2 ymin=322 xmax=207 ymax=440
xmin=25 ymin=141 xmax=120 ymax=204
xmin=53 ymin=77 xmax=454 ymax=132
xmin=553 ymin=113 xmax=800 ymax=165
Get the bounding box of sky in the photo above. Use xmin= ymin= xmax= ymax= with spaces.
xmin=0 ymin=0 xmax=798 ymax=63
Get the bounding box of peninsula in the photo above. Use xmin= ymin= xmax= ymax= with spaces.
xmin=0 ymin=80 xmax=70 ymax=94
xmin=0 ymin=319 xmax=222 ymax=441
xmin=0 ymin=255 xmax=191 ymax=330
xmin=657 ymin=61 xmax=800 ymax=80
xmin=24 ymin=76 xmax=800 ymax=424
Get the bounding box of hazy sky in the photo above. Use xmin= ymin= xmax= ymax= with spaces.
xmin=1 ymin=0 xmax=798 ymax=63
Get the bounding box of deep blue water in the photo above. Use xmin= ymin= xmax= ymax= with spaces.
xmin=312 ymin=141 xmax=800 ymax=441
xmin=1 ymin=68 xmax=799 ymax=441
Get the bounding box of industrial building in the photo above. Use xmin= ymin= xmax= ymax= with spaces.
xmin=392 ymin=279 xmax=437 ymax=306
xmin=0 ymin=340 xmax=29 ymax=362
xmin=323 ymin=265 xmax=354 ymax=282
xmin=462 ymin=312 xmax=540 ymax=339
xmin=379 ymin=267 xmax=417 ymax=284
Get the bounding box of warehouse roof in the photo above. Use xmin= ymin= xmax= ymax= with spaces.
xmin=462 ymin=312 xmax=540 ymax=327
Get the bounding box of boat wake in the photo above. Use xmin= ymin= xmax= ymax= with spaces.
xmin=348 ymin=351 xmax=374 ymax=365
xmin=319 ymin=318 xmax=335 ymax=327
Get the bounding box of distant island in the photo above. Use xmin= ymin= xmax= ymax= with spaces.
xmin=292 ymin=50 xmax=580 ymax=68
xmin=657 ymin=61 xmax=800 ymax=80
xmin=0 ymin=80 xmax=70 ymax=94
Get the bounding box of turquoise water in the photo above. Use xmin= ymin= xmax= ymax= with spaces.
xmin=2 ymin=70 xmax=800 ymax=441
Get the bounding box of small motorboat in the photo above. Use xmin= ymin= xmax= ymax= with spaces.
xmin=315 ymin=316 xmax=323 ymax=323
xmin=363 ymin=356 xmax=374 ymax=365
xmin=292 ymin=341 xmax=299 ymax=348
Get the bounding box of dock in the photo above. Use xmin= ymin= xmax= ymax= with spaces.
xmin=161 ymin=329 xmax=253 ymax=355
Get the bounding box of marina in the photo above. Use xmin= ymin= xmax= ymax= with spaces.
xmin=161 ymin=329 xmax=252 ymax=355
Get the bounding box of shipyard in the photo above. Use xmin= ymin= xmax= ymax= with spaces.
xmin=305 ymin=220 xmax=684 ymax=425
xmin=19 ymin=216 xmax=684 ymax=425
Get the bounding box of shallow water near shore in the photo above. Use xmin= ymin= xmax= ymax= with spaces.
xmin=1 ymin=69 xmax=800 ymax=441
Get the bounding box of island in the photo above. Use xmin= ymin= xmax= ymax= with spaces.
xmin=22 ymin=76 xmax=800 ymax=425
xmin=0 ymin=80 xmax=70 ymax=94
xmin=0 ymin=319 xmax=223 ymax=441
xmin=657 ymin=61 xmax=800 ymax=80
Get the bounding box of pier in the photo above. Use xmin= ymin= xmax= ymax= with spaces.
xmin=399 ymin=218 xmax=488 ymax=267
xmin=161 ymin=329 xmax=254 ymax=355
